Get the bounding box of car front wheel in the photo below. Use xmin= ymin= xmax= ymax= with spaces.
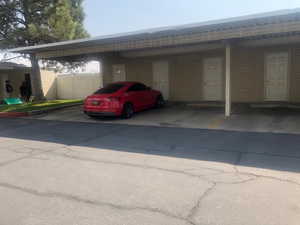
xmin=155 ymin=95 xmax=165 ymax=108
xmin=122 ymin=103 xmax=134 ymax=119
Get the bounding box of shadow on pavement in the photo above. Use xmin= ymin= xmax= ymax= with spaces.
xmin=1 ymin=117 xmax=300 ymax=174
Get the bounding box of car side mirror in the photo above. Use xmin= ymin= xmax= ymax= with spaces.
xmin=146 ymin=86 xmax=152 ymax=91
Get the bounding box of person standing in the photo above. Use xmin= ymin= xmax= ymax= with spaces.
xmin=5 ymin=80 xmax=13 ymax=98
xmin=19 ymin=81 xmax=27 ymax=101
xmin=24 ymin=78 xmax=32 ymax=102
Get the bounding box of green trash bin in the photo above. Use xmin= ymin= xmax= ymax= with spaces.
xmin=4 ymin=98 xmax=23 ymax=105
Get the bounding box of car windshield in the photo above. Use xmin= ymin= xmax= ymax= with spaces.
xmin=94 ymin=83 xmax=125 ymax=94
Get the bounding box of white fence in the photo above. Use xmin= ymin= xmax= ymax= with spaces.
xmin=56 ymin=74 xmax=102 ymax=99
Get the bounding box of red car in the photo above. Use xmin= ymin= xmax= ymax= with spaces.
xmin=84 ymin=82 xmax=165 ymax=118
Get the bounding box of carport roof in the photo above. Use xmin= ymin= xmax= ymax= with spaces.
xmin=0 ymin=62 xmax=29 ymax=70
xmin=9 ymin=8 xmax=300 ymax=56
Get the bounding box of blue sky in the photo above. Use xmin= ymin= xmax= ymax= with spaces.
xmin=83 ymin=0 xmax=300 ymax=37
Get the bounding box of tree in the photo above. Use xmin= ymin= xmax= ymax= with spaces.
xmin=0 ymin=0 xmax=89 ymax=99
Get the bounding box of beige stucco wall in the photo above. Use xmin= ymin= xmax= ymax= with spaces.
xmin=101 ymin=44 xmax=300 ymax=103
xmin=126 ymin=60 xmax=153 ymax=87
xmin=290 ymin=46 xmax=300 ymax=102
xmin=231 ymin=46 xmax=265 ymax=102
xmin=56 ymin=74 xmax=102 ymax=100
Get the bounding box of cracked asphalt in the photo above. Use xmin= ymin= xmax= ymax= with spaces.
xmin=0 ymin=118 xmax=300 ymax=225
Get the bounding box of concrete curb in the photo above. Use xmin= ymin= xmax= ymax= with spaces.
xmin=0 ymin=103 xmax=82 ymax=118
xmin=0 ymin=112 xmax=28 ymax=118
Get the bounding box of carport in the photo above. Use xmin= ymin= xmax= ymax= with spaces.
xmin=9 ymin=9 xmax=300 ymax=117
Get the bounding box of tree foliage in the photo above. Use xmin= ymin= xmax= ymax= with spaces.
xmin=0 ymin=0 xmax=89 ymax=49
xmin=0 ymin=0 xmax=89 ymax=98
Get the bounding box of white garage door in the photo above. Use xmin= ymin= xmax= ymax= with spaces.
xmin=265 ymin=52 xmax=289 ymax=101
xmin=112 ymin=64 xmax=126 ymax=82
xmin=203 ymin=57 xmax=223 ymax=101
xmin=153 ymin=61 xmax=169 ymax=100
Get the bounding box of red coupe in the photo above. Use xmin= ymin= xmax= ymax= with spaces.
xmin=84 ymin=82 xmax=165 ymax=118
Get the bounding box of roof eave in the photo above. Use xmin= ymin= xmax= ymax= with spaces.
xmin=9 ymin=8 xmax=300 ymax=55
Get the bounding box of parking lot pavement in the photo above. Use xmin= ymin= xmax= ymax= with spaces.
xmin=0 ymin=118 xmax=300 ymax=225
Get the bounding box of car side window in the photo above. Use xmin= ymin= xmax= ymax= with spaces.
xmin=127 ymin=83 xmax=147 ymax=92
xmin=127 ymin=84 xmax=139 ymax=92
xmin=136 ymin=83 xmax=147 ymax=91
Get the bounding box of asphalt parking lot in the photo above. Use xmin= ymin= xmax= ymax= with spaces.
xmin=0 ymin=117 xmax=300 ymax=225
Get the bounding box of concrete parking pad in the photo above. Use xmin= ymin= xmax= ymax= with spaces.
xmin=0 ymin=118 xmax=300 ymax=225
xmin=30 ymin=104 xmax=300 ymax=134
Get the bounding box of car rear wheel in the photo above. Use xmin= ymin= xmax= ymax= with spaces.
xmin=155 ymin=95 xmax=165 ymax=108
xmin=122 ymin=103 xmax=134 ymax=119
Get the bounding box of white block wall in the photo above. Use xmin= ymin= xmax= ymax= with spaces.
xmin=57 ymin=74 xmax=103 ymax=99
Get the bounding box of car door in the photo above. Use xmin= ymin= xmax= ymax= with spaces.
xmin=134 ymin=83 xmax=150 ymax=110
xmin=144 ymin=86 xmax=157 ymax=107
xmin=126 ymin=84 xmax=144 ymax=111
xmin=137 ymin=83 xmax=153 ymax=109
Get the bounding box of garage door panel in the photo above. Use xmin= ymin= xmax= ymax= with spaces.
xmin=153 ymin=61 xmax=169 ymax=100
xmin=203 ymin=57 xmax=223 ymax=101
xmin=112 ymin=64 xmax=126 ymax=82
xmin=265 ymin=53 xmax=289 ymax=101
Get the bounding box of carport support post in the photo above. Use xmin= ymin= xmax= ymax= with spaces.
xmin=225 ymin=43 xmax=231 ymax=117
xmin=30 ymin=54 xmax=44 ymax=100
xmin=98 ymin=57 xmax=103 ymax=87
